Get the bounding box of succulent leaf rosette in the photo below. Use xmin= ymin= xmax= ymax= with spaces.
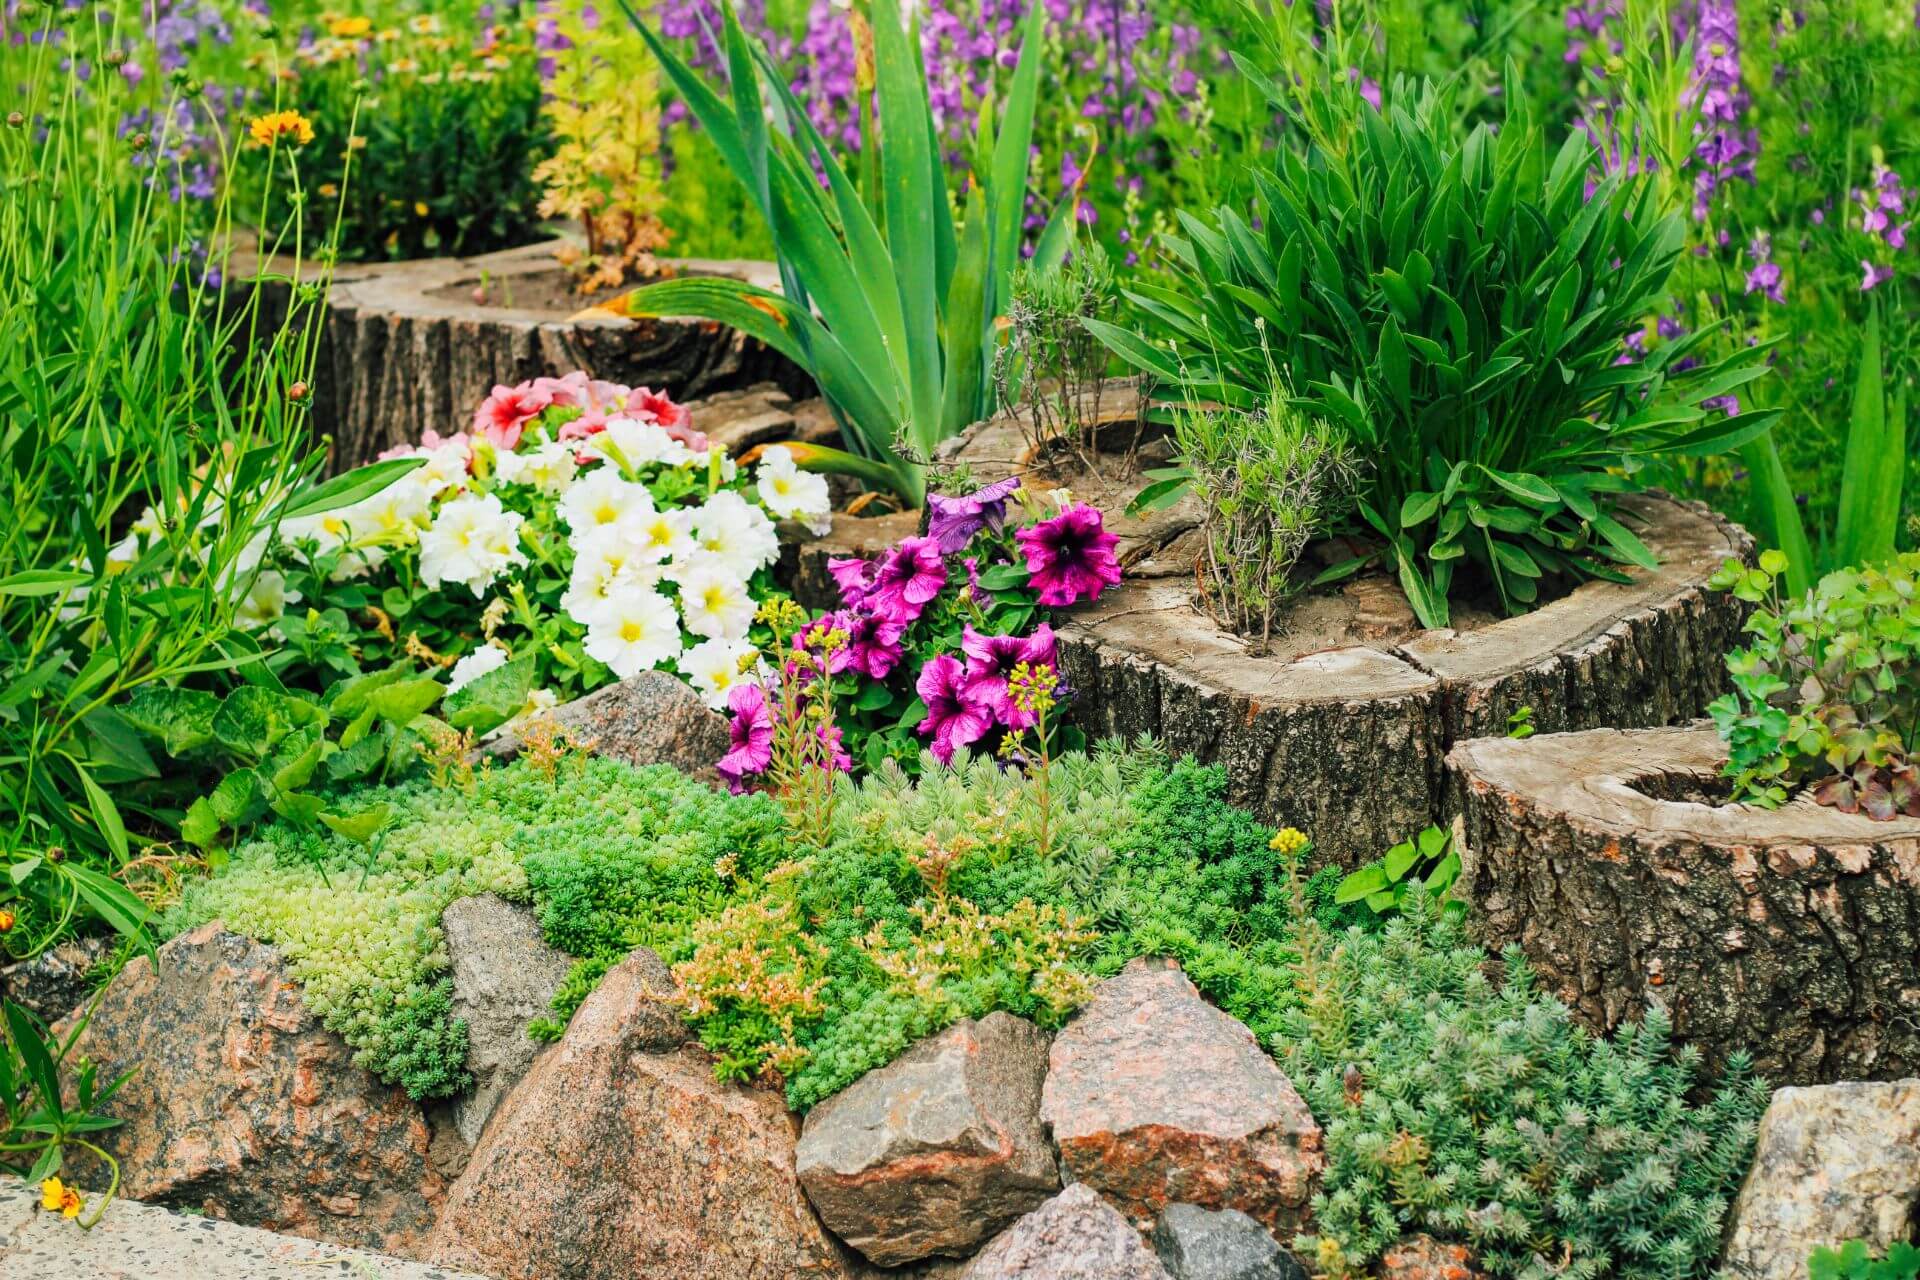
xmin=248 ymin=372 xmax=830 ymax=716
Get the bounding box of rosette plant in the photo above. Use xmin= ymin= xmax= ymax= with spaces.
xmin=1091 ymin=71 xmax=1783 ymax=627
xmin=612 ymin=0 xmax=1066 ymax=506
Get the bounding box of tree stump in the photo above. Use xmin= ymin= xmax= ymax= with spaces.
xmin=239 ymin=240 xmax=810 ymax=472
xmin=1450 ymin=724 xmax=1920 ymax=1085
xmin=940 ymin=406 xmax=1755 ymax=864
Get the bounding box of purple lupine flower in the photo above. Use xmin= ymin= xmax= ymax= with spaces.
xmin=1014 ymin=505 xmax=1122 ymax=606
xmin=1744 ymin=234 xmax=1784 ymax=303
xmin=925 ymin=475 xmax=1021 ymax=554
xmin=960 ymin=623 xmax=1058 ymax=729
xmin=715 ymin=682 xmax=774 ymax=792
xmin=867 ymin=537 xmax=948 ymax=625
xmin=915 ymin=654 xmax=995 ymax=764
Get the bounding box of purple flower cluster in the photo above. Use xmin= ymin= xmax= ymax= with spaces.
xmin=1683 ymin=0 xmax=1757 ymax=220
xmin=1855 ymin=164 xmax=1912 ymax=292
xmin=915 ymin=623 xmax=1058 ymax=761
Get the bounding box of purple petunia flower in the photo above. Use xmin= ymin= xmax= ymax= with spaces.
xmin=715 ymin=682 xmax=774 ymax=793
xmin=826 ymin=608 xmax=908 ymax=681
xmin=827 ymin=555 xmax=878 ymax=609
xmin=916 ymin=654 xmax=996 ymax=765
xmin=867 ymin=537 xmax=948 ymax=625
xmin=925 ymin=476 xmax=1022 ymax=554
xmin=1015 ymin=505 xmax=1122 ymax=607
xmin=960 ymin=624 xmax=1059 ymax=729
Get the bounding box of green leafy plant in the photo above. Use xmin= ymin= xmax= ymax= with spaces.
xmin=1707 ymin=548 xmax=1920 ymax=817
xmin=3 ymin=999 xmax=135 ymax=1229
xmin=1090 ymin=72 xmax=1779 ymax=627
xmin=1282 ymin=893 xmax=1768 ymax=1278
xmin=1333 ymin=824 xmax=1462 ymax=921
xmin=1811 ymin=1241 xmax=1920 ymax=1280
xmin=258 ymin=15 xmax=552 ymax=261
xmin=614 ymin=0 xmax=1066 ymax=505
xmin=1153 ymin=393 xmax=1363 ymax=643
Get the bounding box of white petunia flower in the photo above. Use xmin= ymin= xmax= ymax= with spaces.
xmin=583 ymin=587 xmax=683 ymax=677
xmin=676 ymin=562 xmax=757 ymax=640
xmin=494 ymin=441 xmax=578 ymax=495
xmin=754 ymin=446 xmax=833 ymax=535
xmin=678 ymin=636 xmax=759 ymax=709
xmin=688 ymin=489 xmax=779 ymax=578
xmin=448 ymin=641 xmax=511 ymax=692
xmin=501 ymin=686 xmax=559 ymax=732
xmin=419 ymin=492 xmax=528 ymax=597
xmin=587 ymin=417 xmax=696 ymax=472
xmin=235 ymin=569 xmax=300 ymax=631
xmin=414 ymin=438 xmax=474 ymax=497
xmin=630 ymin=504 xmax=697 ymax=564
xmin=561 ymin=525 xmax=662 ymax=626
xmin=557 ymin=466 xmax=654 ymax=543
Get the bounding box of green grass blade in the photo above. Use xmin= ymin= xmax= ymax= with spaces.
xmin=940 ymin=183 xmax=992 ymax=436
xmin=1738 ymin=433 xmax=1815 ymax=597
xmin=869 ymin=0 xmax=944 ymax=455
xmin=1834 ymin=310 xmax=1889 ymax=568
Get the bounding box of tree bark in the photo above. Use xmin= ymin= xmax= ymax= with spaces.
xmin=1450 ymin=724 xmax=1920 ymax=1085
xmin=239 ymin=240 xmax=810 ymax=473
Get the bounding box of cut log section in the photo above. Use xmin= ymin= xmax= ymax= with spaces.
xmin=1450 ymin=724 xmax=1920 ymax=1086
xmin=241 ymin=240 xmax=810 ymax=472
xmin=941 ymin=406 xmax=1755 ymax=863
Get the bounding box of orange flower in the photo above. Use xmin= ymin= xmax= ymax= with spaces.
xmin=0 ymin=907 xmax=14 ymax=932
xmin=248 ymin=110 xmax=314 ymax=148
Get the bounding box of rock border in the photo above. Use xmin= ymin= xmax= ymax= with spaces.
xmin=240 ymin=238 xmax=810 ymax=472
xmin=940 ymin=408 xmax=1754 ymax=863
xmin=1450 ymin=723 xmax=1920 ymax=1085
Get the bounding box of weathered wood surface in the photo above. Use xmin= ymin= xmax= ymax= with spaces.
xmin=1451 ymin=724 xmax=1920 ymax=1085
xmin=942 ymin=407 xmax=1755 ymax=863
xmin=239 ymin=239 xmax=809 ymax=472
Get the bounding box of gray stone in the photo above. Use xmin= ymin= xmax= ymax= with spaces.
xmin=0 ymin=933 xmax=111 ymax=1023
xmin=1151 ymin=1204 xmax=1303 ymax=1280
xmin=1722 ymin=1079 xmax=1920 ymax=1279
xmin=963 ymin=1184 xmax=1170 ymax=1280
xmin=480 ymin=667 xmax=730 ymax=783
xmin=443 ymin=894 xmax=573 ymax=1147
xmin=0 ymin=1182 xmax=493 ymax=1280
xmin=797 ymin=1013 xmax=1059 ymax=1265
xmin=1041 ymin=958 xmax=1323 ymax=1234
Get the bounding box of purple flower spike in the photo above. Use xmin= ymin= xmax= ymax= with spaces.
xmin=925 ymin=476 xmax=1022 ymax=554
xmin=715 ymin=682 xmax=774 ymax=793
xmin=1015 ymin=505 xmax=1123 ymax=607
xmin=915 ymin=654 xmax=995 ymax=765
xmin=867 ymin=537 xmax=948 ymax=625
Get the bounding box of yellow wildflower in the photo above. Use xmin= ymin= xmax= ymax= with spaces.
xmin=248 ymin=110 xmax=314 ymax=148
xmin=327 ymin=15 xmax=371 ymax=37
xmin=40 ymin=1178 xmax=82 ymax=1219
xmin=414 ymin=201 xmax=429 ymax=217
xmin=1268 ymin=826 xmax=1310 ymax=856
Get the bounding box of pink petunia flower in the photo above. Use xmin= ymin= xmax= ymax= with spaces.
xmin=960 ymin=624 xmax=1058 ymax=730
xmin=915 ymin=654 xmax=995 ymax=765
xmin=472 ymin=381 xmax=558 ymax=450
xmin=827 ymin=556 xmax=878 ymax=609
xmin=715 ymin=682 xmax=774 ymax=793
xmin=626 ymin=386 xmax=707 ymax=451
xmin=1015 ymin=505 xmax=1122 ymax=607
xmin=867 ymin=537 xmax=948 ymax=625
xmin=827 ymin=608 xmax=908 ymax=681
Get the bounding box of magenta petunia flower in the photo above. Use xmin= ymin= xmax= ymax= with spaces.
xmin=867 ymin=537 xmax=948 ymax=624
xmin=832 ymin=608 xmax=908 ymax=680
xmin=925 ymin=475 xmax=1022 ymax=554
xmin=915 ymin=654 xmax=994 ymax=764
xmin=1015 ymin=505 xmax=1122 ymax=607
xmin=715 ymin=682 xmax=774 ymax=793
xmin=960 ymin=624 xmax=1058 ymax=729
xmin=827 ymin=556 xmax=878 ymax=609
xmin=472 ymin=381 xmax=554 ymax=450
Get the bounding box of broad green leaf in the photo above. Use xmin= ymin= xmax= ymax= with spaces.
xmin=444 ymin=656 xmax=537 ymax=736
xmin=279 ymin=457 xmax=424 ymax=523
xmin=0 ymin=569 xmax=91 ymax=597
xmin=367 ymin=678 xmax=444 ymax=727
